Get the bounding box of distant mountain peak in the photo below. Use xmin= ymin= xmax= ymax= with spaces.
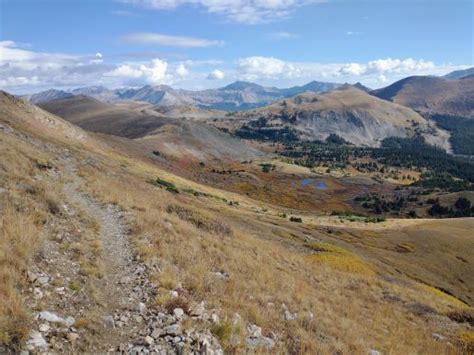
xmin=443 ymin=67 xmax=474 ymax=80
xmin=220 ymin=81 xmax=265 ymax=91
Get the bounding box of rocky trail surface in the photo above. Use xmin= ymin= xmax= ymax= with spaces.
xmin=21 ymin=153 xmax=223 ymax=354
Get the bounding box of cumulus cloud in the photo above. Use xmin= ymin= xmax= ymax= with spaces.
xmin=237 ymin=56 xmax=300 ymax=80
xmin=120 ymin=0 xmax=325 ymax=24
xmin=339 ymin=58 xmax=435 ymax=76
xmin=120 ymin=32 xmax=224 ymax=48
xmin=106 ymin=58 xmax=171 ymax=85
xmin=175 ymin=63 xmax=189 ymax=78
xmin=0 ymin=40 xmax=469 ymax=92
xmin=207 ymin=69 xmax=225 ymax=80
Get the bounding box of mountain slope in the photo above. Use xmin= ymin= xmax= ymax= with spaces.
xmin=444 ymin=67 xmax=474 ymax=80
xmin=39 ymin=95 xmax=265 ymax=161
xmin=231 ymin=88 xmax=450 ymax=149
xmin=372 ymin=75 xmax=474 ymax=118
xmin=21 ymin=89 xmax=74 ymax=104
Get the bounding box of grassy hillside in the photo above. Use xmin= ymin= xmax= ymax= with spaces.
xmin=1 ymin=91 xmax=473 ymax=353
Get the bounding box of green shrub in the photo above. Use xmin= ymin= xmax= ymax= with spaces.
xmin=150 ymin=178 xmax=179 ymax=193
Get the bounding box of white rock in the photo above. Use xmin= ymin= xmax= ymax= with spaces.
xmin=138 ymin=302 xmax=146 ymax=314
xmin=432 ymin=333 xmax=446 ymax=341
xmin=64 ymin=316 xmax=75 ymax=327
xmin=246 ymin=336 xmax=274 ymax=349
xmin=151 ymin=328 xmax=162 ymax=339
xmin=247 ymin=324 xmax=262 ymax=338
xmin=164 ymin=324 xmax=181 ymax=336
xmin=284 ymin=310 xmax=298 ymax=321
xmin=27 ymin=331 xmax=48 ymax=348
xmin=34 ymin=288 xmax=43 ymax=300
xmin=39 ymin=323 xmax=50 ymax=332
xmin=369 ymin=350 xmax=382 ymax=355
xmin=37 ymin=276 xmax=49 ymax=285
xmin=173 ymin=308 xmax=184 ymax=319
xmin=169 ymin=290 xmax=179 ymax=298
xmin=144 ymin=336 xmax=154 ymax=345
xmin=210 ymin=313 xmax=219 ymax=324
xmin=38 ymin=311 xmax=63 ymax=323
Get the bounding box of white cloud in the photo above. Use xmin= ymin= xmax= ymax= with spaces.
xmin=378 ymin=74 xmax=387 ymax=83
xmin=268 ymin=31 xmax=298 ymax=40
xmin=0 ymin=40 xmax=470 ymax=92
xmin=207 ymin=69 xmax=225 ymax=80
xmin=346 ymin=31 xmax=362 ymax=36
xmin=120 ymin=0 xmax=325 ymax=24
xmin=237 ymin=56 xmax=300 ymax=80
xmin=339 ymin=58 xmax=435 ymax=76
xmin=175 ymin=63 xmax=189 ymax=78
xmin=120 ymin=32 xmax=224 ymax=48
xmin=106 ymin=58 xmax=171 ymax=85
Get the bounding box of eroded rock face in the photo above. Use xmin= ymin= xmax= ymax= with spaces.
xmin=231 ymin=88 xmax=451 ymax=150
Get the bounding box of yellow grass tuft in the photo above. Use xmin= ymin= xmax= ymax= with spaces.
xmin=305 ymin=242 xmax=375 ymax=275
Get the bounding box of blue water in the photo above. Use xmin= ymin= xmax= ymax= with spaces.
xmin=301 ymin=179 xmax=328 ymax=190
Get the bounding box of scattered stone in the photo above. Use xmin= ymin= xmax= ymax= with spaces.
xmin=210 ymin=313 xmax=220 ymax=324
xmin=144 ymin=336 xmax=154 ymax=346
xmin=138 ymin=302 xmax=146 ymax=315
xmin=27 ymin=331 xmax=48 ymax=349
xmin=246 ymin=324 xmax=275 ymax=349
xmin=284 ymin=310 xmax=298 ymax=321
xmin=66 ymin=333 xmax=79 ymax=342
xmin=151 ymin=328 xmax=162 ymax=339
xmin=37 ymin=276 xmax=50 ymax=285
xmin=34 ymin=288 xmax=43 ymax=300
xmin=173 ymin=308 xmax=184 ymax=319
xmin=64 ymin=316 xmax=75 ymax=327
xmin=369 ymin=350 xmax=382 ymax=355
xmin=432 ymin=333 xmax=446 ymax=341
xmin=103 ymin=315 xmax=115 ymax=329
xmin=164 ymin=324 xmax=181 ymax=336
xmin=38 ymin=311 xmax=63 ymax=323
xmin=39 ymin=323 xmax=50 ymax=333
xmin=38 ymin=311 xmax=74 ymax=327
xmin=247 ymin=324 xmax=262 ymax=338
xmin=169 ymin=290 xmax=179 ymax=298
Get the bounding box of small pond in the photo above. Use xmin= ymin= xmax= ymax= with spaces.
xmin=301 ymin=179 xmax=328 ymax=190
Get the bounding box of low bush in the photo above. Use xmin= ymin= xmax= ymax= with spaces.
xmin=149 ymin=178 xmax=179 ymax=193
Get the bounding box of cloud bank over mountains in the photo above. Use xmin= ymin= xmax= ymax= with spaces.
xmin=0 ymin=40 xmax=468 ymax=93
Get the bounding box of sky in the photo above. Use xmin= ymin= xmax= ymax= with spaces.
xmin=0 ymin=0 xmax=472 ymax=93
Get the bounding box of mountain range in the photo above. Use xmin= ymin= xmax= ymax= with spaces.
xmin=23 ymin=80 xmax=343 ymax=110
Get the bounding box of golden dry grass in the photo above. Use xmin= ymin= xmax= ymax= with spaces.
xmin=1 ymin=96 xmax=472 ymax=353
xmin=74 ymin=150 xmax=471 ymax=354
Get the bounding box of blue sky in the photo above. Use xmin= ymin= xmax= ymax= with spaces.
xmin=0 ymin=0 xmax=472 ymax=93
